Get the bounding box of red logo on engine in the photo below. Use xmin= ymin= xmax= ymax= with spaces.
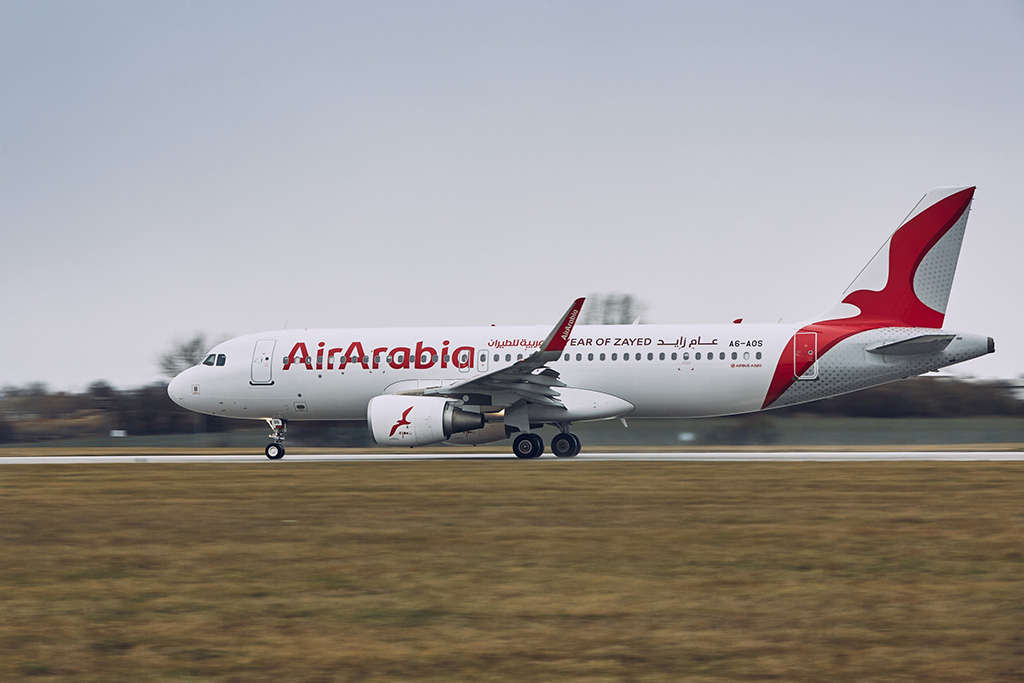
xmin=389 ymin=407 xmax=413 ymax=437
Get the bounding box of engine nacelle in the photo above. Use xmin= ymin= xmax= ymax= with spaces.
xmin=367 ymin=395 xmax=484 ymax=446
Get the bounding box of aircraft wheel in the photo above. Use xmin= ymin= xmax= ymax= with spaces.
xmin=512 ymin=433 xmax=543 ymax=459
xmin=265 ymin=443 xmax=285 ymax=460
xmin=552 ymin=432 xmax=581 ymax=457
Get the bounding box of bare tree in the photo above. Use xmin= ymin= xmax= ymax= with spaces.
xmin=581 ymin=293 xmax=647 ymax=325
xmin=157 ymin=335 xmax=210 ymax=378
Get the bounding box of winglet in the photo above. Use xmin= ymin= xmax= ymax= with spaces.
xmin=540 ymin=297 xmax=586 ymax=354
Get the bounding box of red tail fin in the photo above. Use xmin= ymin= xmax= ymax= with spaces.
xmin=818 ymin=186 xmax=975 ymax=328
xmin=763 ymin=187 xmax=976 ymax=410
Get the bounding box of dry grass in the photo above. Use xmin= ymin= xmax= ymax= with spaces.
xmin=1 ymin=462 xmax=1022 ymax=681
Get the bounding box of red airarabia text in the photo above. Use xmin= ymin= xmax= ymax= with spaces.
xmin=283 ymin=341 xmax=476 ymax=371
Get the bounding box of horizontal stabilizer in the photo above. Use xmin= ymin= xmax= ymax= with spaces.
xmin=866 ymin=334 xmax=955 ymax=356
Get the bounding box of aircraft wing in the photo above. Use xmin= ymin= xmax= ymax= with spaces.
xmin=423 ymin=297 xmax=585 ymax=408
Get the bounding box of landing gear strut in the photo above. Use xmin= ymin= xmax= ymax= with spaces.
xmin=265 ymin=418 xmax=286 ymax=459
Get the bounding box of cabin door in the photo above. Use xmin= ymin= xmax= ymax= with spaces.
xmin=251 ymin=339 xmax=276 ymax=385
xmin=794 ymin=332 xmax=818 ymax=380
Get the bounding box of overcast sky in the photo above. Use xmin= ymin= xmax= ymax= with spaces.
xmin=3 ymin=1 xmax=1023 ymax=391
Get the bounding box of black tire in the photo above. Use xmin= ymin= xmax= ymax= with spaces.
xmin=512 ymin=433 xmax=542 ymax=459
xmin=265 ymin=443 xmax=285 ymax=460
xmin=552 ymin=433 xmax=578 ymax=458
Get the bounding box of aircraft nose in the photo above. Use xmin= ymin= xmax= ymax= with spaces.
xmin=167 ymin=372 xmax=191 ymax=409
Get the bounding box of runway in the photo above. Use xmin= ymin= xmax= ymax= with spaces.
xmin=2 ymin=451 xmax=1023 ymax=464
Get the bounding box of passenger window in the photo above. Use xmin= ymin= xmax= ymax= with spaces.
xmin=743 ymin=352 xmax=750 ymax=360
xmin=217 ymin=354 xmax=226 ymax=366
xmin=695 ymin=352 xmax=701 ymax=360
xmin=756 ymin=352 xmax=762 ymax=360
xmin=564 ymin=354 xmax=570 ymax=361
xmin=646 ymin=353 xmax=652 ymax=361
xmin=493 ymin=354 xmax=499 ymax=362
xmin=576 ymin=353 xmax=582 ymax=361
xmin=659 ymin=352 xmax=665 ymax=361
xmin=731 ymin=352 xmax=737 ymax=360
xmin=720 ymin=352 xmax=725 ymax=360
xmin=505 ymin=354 xmax=511 ymax=362
xmin=600 ymin=353 xmax=606 ymax=361
xmin=202 ymin=354 xmax=216 ymax=366
xmin=623 ymin=353 xmax=629 ymax=361
xmin=588 ymin=353 xmax=594 ymax=361
xmin=671 ymin=352 xmax=677 ymax=361
xmin=611 ymin=353 xmax=618 ymax=361
xmin=682 ymin=352 xmax=689 ymax=361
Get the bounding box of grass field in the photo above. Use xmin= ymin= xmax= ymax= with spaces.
xmin=2 ymin=461 xmax=1022 ymax=681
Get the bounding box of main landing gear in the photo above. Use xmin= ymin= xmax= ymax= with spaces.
xmin=512 ymin=433 xmax=544 ymax=459
xmin=551 ymin=432 xmax=582 ymax=458
xmin=512 ymin=429 xmax=582 ymax=459
xmin=264 ymin=418 xmax=286 ymax=459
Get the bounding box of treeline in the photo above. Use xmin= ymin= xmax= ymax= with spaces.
xmin=781 ymin=377 xmax=1024 ymax=418
xmin=0 ymin=376 xmax=1022 ymax=445
xmin=0 ymin=381 xmax=224 ymax=444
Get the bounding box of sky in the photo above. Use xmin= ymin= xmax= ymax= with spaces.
xmin=3 ymin=1 xmax=1023 ymax=391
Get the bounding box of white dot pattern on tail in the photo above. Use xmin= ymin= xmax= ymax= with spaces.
xmin=914 ymin=212 xmax=968 ymax=314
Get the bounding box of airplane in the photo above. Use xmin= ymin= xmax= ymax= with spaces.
xmin=168 ymin=186 xmax=994 ymax=459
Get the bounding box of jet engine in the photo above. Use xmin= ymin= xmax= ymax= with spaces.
xmin=368 ymin=395 xmax=484 ymax=446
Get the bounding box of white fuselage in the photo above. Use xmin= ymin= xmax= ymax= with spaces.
xmin=167 ymin=322 xmax=992 ymax=423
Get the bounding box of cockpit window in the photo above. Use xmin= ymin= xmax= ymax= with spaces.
xmin=201 ymin=353 xmax=227 ymax=367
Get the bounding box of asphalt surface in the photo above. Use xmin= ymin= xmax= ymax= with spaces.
xmin=2 ymin=451 xmax=1022 ymax=464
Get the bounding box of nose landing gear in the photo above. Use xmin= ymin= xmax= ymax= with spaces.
xmin=265 ymin=418 xmax=286 ymax=459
